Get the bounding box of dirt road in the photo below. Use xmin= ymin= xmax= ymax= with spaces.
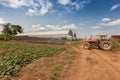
xmin=4 ymin=41 xmax=120 ymax=80
xmin=64 ymin=47 xmax=120 ymax=80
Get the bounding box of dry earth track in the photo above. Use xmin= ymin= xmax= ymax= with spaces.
xmin=63 ymin=47 xmax=120 ymax=80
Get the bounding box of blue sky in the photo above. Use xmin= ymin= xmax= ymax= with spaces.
xmin=0 ymin=0 xmax=120 ymax=38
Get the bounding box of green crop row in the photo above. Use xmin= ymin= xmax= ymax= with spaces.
xmin=0 ymin=42 xmax=64 ymax=77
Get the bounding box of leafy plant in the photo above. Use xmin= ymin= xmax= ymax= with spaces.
xmin=0 ymin=42 xmax=64 ymax=77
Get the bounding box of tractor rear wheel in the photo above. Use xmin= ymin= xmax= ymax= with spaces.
xmin=84 ymin=42 xmax=91 ymax=49
xmin=99 ymin=41 xmax=113 ymax=50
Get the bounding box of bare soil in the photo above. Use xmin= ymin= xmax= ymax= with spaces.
xmin=2 ymin=41 xmax=120 ymax=80
xmin=62 ymin=46 xmax=120 ymax=80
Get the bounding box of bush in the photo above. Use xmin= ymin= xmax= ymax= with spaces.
xmin=0 ymin=34 xmax=15 ymax=41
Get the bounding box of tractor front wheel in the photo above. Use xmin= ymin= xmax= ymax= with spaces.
xmin=99 ymin=41 xmax=113 ymax=50
xmin=84 ymin=42 xmax=91 ymax=49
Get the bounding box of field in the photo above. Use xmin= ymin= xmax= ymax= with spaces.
xmin=0 ymin=42 xmax=65 ymax=79
xmin=0 ymin=40 xmax=120 ymax=80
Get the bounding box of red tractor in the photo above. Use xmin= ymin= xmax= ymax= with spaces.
xmin=84 ymin=34 xmax=113 ymax=50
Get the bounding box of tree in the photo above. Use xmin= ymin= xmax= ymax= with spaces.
xmin=2 ymin=23 xmax=12 ymax=35
xmin=1 ymin=23 xmax=23 ymax=35
xmin=11 ymin=24 xmax=23 ymax=35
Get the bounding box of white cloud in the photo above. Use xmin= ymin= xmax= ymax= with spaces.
xmin=0 ymin=17 xmax=6 ymax=24
xmin=26 ymin=0 xmax=53 ymax=16
xmin=26 ymin=8 xmax=38 ymax=16
xmin=75 ymin=3 xmax=80 ymax=10
xmin=99 ymin=18 xmax=120 ymax=27
xmin=59 ymin=0 xmax=90 ymax=12
xmin=0 ymin=0 xmax=39 ymax=8
xmin=92 ymin=18 xmax=120 ymax=29
xmin=46 ymin=25 xmax=62 ymax=31
xmin=0 ymin=0 xmax=29 ymax=8
xmin=30 ymin=24 xmax=77 ymax=32
xmin=76 ymin=1 xmax=90 ymax=10
xmin=0 ymin=0 xmax=90 ymax=16
xmin=101 ymin=18 xmax=111 ymax=22
xmin=0 ymin=17 xmax=7 ymax=32
xmin=110 ymin=4 xmax=120 ymax=11
xmin=61 ymin=24 xmax=77 ymax=30
xmin=0 ymin=26 xmax=3 ymax=33
xmin=0 ymin=0 xmax=53 ymax=16
xmin=31 ymin=24 xmax=46 ymax=31
xmin=39 ymin=1 xmax=52 ymax=16
xmin=99 ymin=18 xmax=112 ymax=26
xmin=46 ymin=24 xmax=77 ymax=30
xmin=58 ymin=0 xmax=70 ymax=5
xmin=104 ymin=19 xmax=120 ymax=27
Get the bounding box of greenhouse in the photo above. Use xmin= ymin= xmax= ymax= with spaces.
xmin=15 ymin=30 xmax=76 ymax=44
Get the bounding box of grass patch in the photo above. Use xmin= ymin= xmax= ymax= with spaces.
xmin=64 ymin=39 xmax=83 ymax=46
xmin=0 ymin=42 xmax=64 ymax=78
xmin=72 ymin=39 xmax=83 ymax=46
xmin=49 ymin=64 xmax=63 ymax=80
xmin=66 ymin=49 xmax=77 ymax=55
xmin=111 ymin=40 xmax=120 ymax=48
xmin=66 ymin=49 xmax=77 ymax=63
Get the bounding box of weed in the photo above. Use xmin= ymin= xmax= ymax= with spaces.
xmin=65 ymin=49 xmax=77 ymax=64
xmin=49 ymin=64 xmax=63 ymax=80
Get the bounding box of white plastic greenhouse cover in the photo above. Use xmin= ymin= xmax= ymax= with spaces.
xmin=16 ymin=30 xmax=73 ymax=37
